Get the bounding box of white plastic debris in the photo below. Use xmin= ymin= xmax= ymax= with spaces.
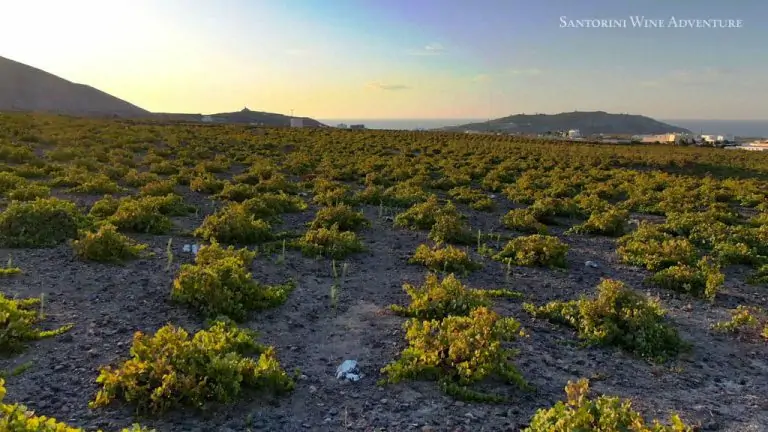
xmin=336 ymin=360 xmax=361 ymax=382
xmin=585 ymin=261 xmax=599 ymax=268
xmin=183 ymin=244 xmax=201 ymax=255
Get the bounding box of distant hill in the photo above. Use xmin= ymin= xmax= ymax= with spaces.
xmin=0 ymin=56 xmax=149 ymax=118
xmin=154 ymin=108 xmax=327 ymax=128
xmin=442 ymin=111 xmax=691 ymax=135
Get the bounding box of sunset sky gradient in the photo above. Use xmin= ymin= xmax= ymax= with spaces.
xmin=3 ymin=0 xmax=765 ymax=119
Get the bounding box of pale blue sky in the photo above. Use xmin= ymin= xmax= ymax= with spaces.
xmin=2 ymin=0 xmax=764 ymax=119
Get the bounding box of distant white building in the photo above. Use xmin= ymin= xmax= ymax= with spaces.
xmin=700 ymin=134 xmax=734 ymax=144
xmin=290 ymin=118 xmax=303 ymax=128
xmin=633 ymin=132 xmax=694 ymax=144
xmin=201 ymin=115 xmax=213 ymax=123
xmin=336 ymin=123 xmax=348 ymax=129
xmin=567 ymin=129 xmax=582 ymax=139
xmin=349 ymin=124 xmax=365 ymax=130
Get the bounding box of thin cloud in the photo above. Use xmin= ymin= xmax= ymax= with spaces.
xmin=471 ymin=74 xmax=491 ymax=83
xmin=640 ymin=68 xmax=736 ymax=87
xmin=284 ymin=49 xmax=309 ymax=56
xmin=406 ymin=42 xmax=446 ymax=56
xmin=367 ymin=82 xmax=411 ymax=91
xmin=508 ymin=68 xmax=544 ymax=76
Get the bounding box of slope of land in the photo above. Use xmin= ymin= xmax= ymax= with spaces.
xmin=0 ymin=113 xmax=766 ymax=432
xmin=444 ymin=111 xmax=692 ymax=135
xmin=154 ymin=108 xmax=327 ymax=127
xmin=0 ymin=56 xmax=149 ymax=118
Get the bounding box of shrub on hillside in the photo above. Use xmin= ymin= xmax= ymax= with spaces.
xmin=189 ymin=173 xmax=226 ymax=194
xmin=494 ymin=235 xmax=568 ymax=268
xmin=380 ymin=307 xmax=527 ymax=402
xmin=447 ymin=186 xmax=495 ymax=211
xmin=428 ymin=211 xmax=473 ymax=244
xmin=312 ymin=179 xmax=353 ymax=206
xmin=123 ymin=169 xmax=160 ymax=187
xmin=566 ymin=207 xmax=629 ymax=237
xmin=148 ymin=160 xmax=178 ymax=175
xmin=409 ymin=243 xmax=481 ymax=273
xmin=143 ymin=193 xmax=195 ymax=216
xmin=529 ymin=197 xmax=581 ymax=224
xmin=5 ymin=183 xmax=51 ymax=201
xmin=524 ymin=379 xmax=693 ymax=432
xmin=390 ymin=273 xmax=517 ymax=319
xmin=108 ymin=198 xmax=173 ymax=234
xmin=711 ymin=305 xmax=768 ymax=341
xmin=172 ymin=242 xmax=293 ymax=320
xmin=309 ymin=204 xmax=369 ymax=231
xmin=298 ymin=223 xmax=364 ymax=259
xmin=379 ymin=181 xmax=430 ymax=207
xmin=646 ymin=257 xmax=724 ymax=300
xmin=89 ymin=195 xmax=121 ymax=219
xmin=0 ymin=198 xmax=87 ymax=247
xmin=0 ymin=293 xmax=73 ymax=354
xmin=242 ymin=192 xmax=307 ymax=221
xmin=90 ymin=321 xmax=293 ymax=414
xmin=711 ymin=241 xmax=767 ymax=267
xmin=216 ymin=182 xmax=260 ymax=202
xmin=194 ymin=202 xmax=274 ymax=245
xmin=501 ymin=209 xmax=548 ymax=234
xmin=139 ymin=179 xmax=177 ymax=197
xmin=68 ymin=174 xmax=122 ymax=194
xmin=72 ymin=224 xmax=148 ymax=263
xmin=524 ymin=279 xmax=686 ymax=362
xmin=0 ymin=172 xmax=25 ymax=194
xmin=394 ymin=195 xmax=443 ymax=229
xmin=617 ymin=222 xmax=698 ymax=271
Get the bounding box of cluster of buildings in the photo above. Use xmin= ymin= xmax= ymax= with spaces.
xmin=630 ymin=132 xmax=735 ymax=145
xmin=336 ymin=123 xmax=366 ymax=130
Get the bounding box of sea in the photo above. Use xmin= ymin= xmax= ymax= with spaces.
xmin=319 ymin=118 xmax=768 ymax=138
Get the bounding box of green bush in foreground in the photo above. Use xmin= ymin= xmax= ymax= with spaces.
xmin=298 ymin=223 xmax=364 ymax=259
xmin=89 ymin=195 xmax=121 ymax=219
xmin=409 ymin=243 xmax=481 ymax=274
xmin=395 ymin=196 xmax=456 ymax=230
xmin=566 ymin=207 xmax=629 ymax=237
xmin=617 ymin=222 xmax=697 ymax=271
xmin=242 ymin=192 xmax=307 ymax=221
xmin=72 ymin=224 xmax=148 ymax=263
xmin=189 ymin=173 xmax=225 ymax=194
xmin=107 ymin=198 xmax=173 ymax=235
xmin=309 ymin=204 xmax=369 ymax=231
xmin=524 ymin=279 xmax=686 ymax=362
xmin=380 ymin=307 xmax=527 ymax=402
xmin=494 ymin=234 xmax=568 ymax=268
xmin=172 ymin=242 xmax=293 ymax=321
xmin=194 ymin=202 xmax=274 ymax=245
xmin=390 ymin=273 xmax=518 ymax=320
xmin=501 ymin=208 xmax=548 ymax=234
xmin=428 ymin=211 xmax=473 ymax=244
xmin=0 ymin=197 xmax=87 ymax=248
xmin=524 ymin=378 xmax=693 ymax=432
xmin=90 ymin=321 xmax=294 ymax=415
xmin=5 ymin=183 xmax=51 ymax=201
xmin=646 ymin=257 xmax=724 ymax=300
xmin=0 ymin=293 xmax=73 ymax=354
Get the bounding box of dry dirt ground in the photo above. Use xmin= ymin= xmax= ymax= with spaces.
xmin=1 ymin=185 xmax=767 ymax=432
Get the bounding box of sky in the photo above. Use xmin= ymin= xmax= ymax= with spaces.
xmin=1 ymin=0 xmax=766 ymax=120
